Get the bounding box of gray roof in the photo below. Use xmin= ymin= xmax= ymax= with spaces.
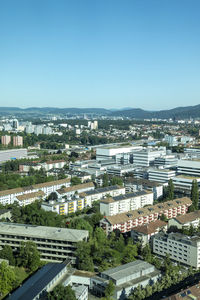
xmin=113 ymin=190 xmax=151 ymax=202
xmin=0 ymin=222 xmax=88 ymax=242
xmin=9 ymin=263 xmax=67 ymax=300
xmin=84 ymin=185 xmax=122 ymax=196
xmin=102 ymin=260 xmax=153 ymax=281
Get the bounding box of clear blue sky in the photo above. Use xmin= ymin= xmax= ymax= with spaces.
xmin=0 ymin=0 xmax=200 ymax=110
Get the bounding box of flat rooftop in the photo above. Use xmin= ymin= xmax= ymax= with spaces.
xmin=102 ymin=260 xmax=154 ymax=281
xmin=0 ymin=222 xmax=88 ymax=242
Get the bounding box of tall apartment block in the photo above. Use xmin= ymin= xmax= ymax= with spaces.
xmin=1 ymin=135 xmax=11 ymax=146
xmin=13 ymin=136 xmax=23 ymax=147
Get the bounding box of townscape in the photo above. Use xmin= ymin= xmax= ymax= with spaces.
xmin=1 ymin=0 xmax=200 ymax=299
xmin=1 ymin=113 xmax=200 ymax=299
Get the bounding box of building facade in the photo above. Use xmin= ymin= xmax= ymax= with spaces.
xmin=100 ymin=197 xmax=192 ymax=234
xmin=0 ymin=222 xmax=89 ymax=263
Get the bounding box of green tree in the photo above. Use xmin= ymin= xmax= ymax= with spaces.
xmin=141 ymin=244 xmax=152 ymax=263
xmin=105 ymin=280 xmax=115 ymax=299
xmin=122 ymin=244 xmax=137 ymax=264
xmin=75 ymin=241 xmax=94 ymax=271
xmin=102 ymin=173 xmax=109 ymax=187
xmin=71 ymin=176 xmax=81 ymax=186
xmin=167 ymin=179 xmax=174 ymax=200
xmin=191 ymin=179 xmax=199 ymax=210
xmin=111 ymin=177 xmax=123 ymax=186
xmin=0 ymin=261 xmax=16 ymax=296
xmin=0 ymin=245 xmax=15 ymax=266
xmin=160 ymin=213 xmax=168 ymax=222
xmin=17 ymin=241 xmax=40 ymax=272
xmin=47 ymin=284 xmax=76 ymax=300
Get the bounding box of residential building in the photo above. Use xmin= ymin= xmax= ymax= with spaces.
xmin=13 ymin=135 xmax=23 ymax=147
xmin=148 ymin=168 xmax=176 ymax=183
xmin=125 ymin=178 xmax=163 ymax=200
xmin=91 ymin=260 xmax=161 ymax=300
xmin=56 ymin=182 xmax=95 ymax=199
xmin=100 ymin=197 xmax=192 ymax=234
xmin=153 ymin=232 xmax=200 ymax=269
xmin=34 ymin=125 xmax=43 ymax=135
xmin=164 ymin=135 xmax=178 ymax=147
xmin=168 ymin=210 xmax=200 ymax=230
xmin=0 ymin=178 xmax=70 ymax=205
xmin=131 ymin=220 xmax=167 ymax=246
xmin=81 ymin=185 xmax=125 ymax=207
xmin=42 ymin=185 xmax=125 ymax=215
xmin=100 ymin=190 xmax=153 ymax=216
xmin=1 ymin=135 xmax=11 ymax=146
xmin=0 ymin=222 xmax=89 ymax=263
xmin=14 ymin=191 xmax=45 ymax=206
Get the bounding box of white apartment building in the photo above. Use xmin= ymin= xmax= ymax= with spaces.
xmin=153 ymin=232 xmax=200 ymax=269
xmin=14 ymin=191 xmax=45 ymax=206
xmin=125 ymin=178 xmax=163 ymax=200
xmin=100 ymin=190 xmax=153 ymax=216
xmin=0 ymin=178 xmax=70 ymax=205
xmin=178 ymin=159 xmax=200 ymax=177
xmin=56 ymin=182 xmax=95 ymax=199
xmin=82 ymin=185 xmax=125 ymax=207
xmin=148 ymin=168 xmax=176 ymax=183
xmin=42 ymin=185 xmax=125 ymax=215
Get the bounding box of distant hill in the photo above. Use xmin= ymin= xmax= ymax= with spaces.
xmin=0 ymin=104 xmax=200 ymax=119
xmin=111 ymin=104 xmax=200 ymax=119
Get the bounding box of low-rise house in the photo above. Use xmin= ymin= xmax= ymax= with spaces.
xmin=168 ymin=210 xmax=200 ymax=230
xmin=131 ymin=220 xmax=167 ymax=246
xmin=91 ymin=260 xmax=161 ymax=299
xmin=100 ymin=190 xmax=153 ymax=216
xmin=100 ymin=197 xmax=192 ymax=234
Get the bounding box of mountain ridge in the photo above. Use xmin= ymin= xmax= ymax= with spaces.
xmin=0 ymin=104 xmax=200 ymax=119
